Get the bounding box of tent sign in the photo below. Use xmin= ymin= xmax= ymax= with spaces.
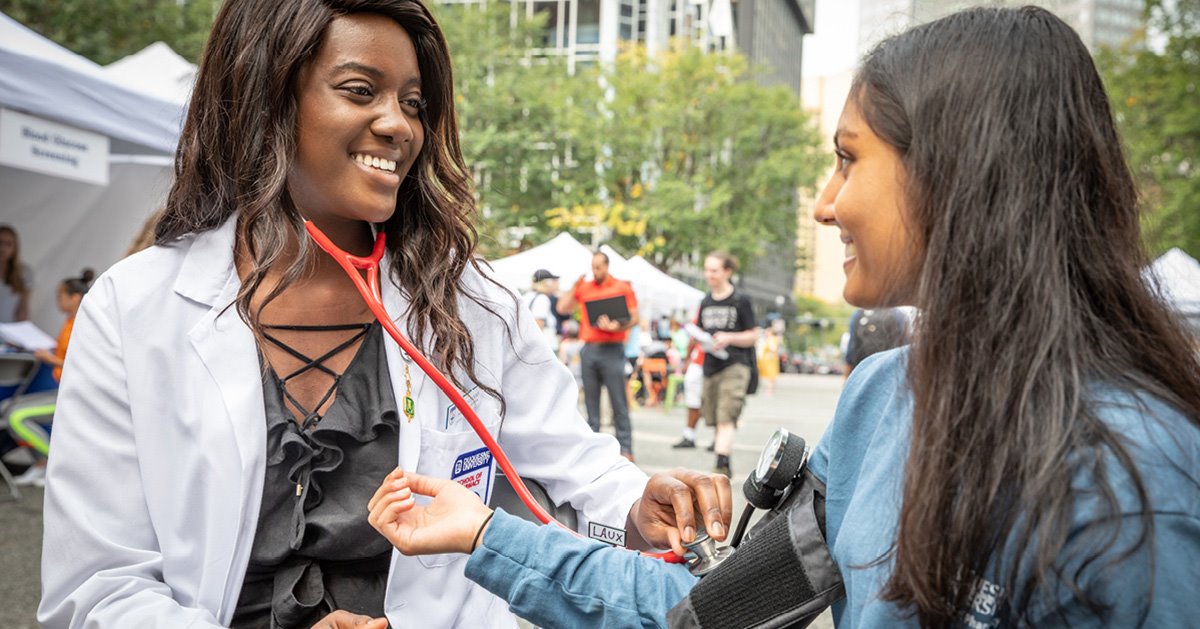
xmin=0 ymin=108 xmax=109 ymax=186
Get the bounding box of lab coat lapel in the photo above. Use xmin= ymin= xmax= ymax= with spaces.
xmin=379 ymin=258 xmax=427 ymax=473
xmin=175 ymin=219 xmax=267 ymax=618
xmin=177 ymin=220 xmax=267 ymax=495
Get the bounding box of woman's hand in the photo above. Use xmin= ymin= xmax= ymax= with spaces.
xmin=629 ymin=468 xmax=733 ymax=556
xmin=367 ymin=468 xmax=493 ymax=555
xmin=33 ymin=348 xmax=56 ymax=364
xmin=309 ymin=610 xmax=387 ymax=629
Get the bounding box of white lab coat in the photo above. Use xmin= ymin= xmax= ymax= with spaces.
xmin=39 ymin=217 xmax=647 ymax=628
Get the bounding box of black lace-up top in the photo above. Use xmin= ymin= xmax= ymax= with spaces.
xmin=231 ymin=322 xmax=399 ymax=629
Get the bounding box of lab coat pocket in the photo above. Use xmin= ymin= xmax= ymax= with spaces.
xmin=415 ymin=402 xmax=501 ymax=568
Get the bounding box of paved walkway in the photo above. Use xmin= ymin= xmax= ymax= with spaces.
xmin=1 ymin=372 xmax=843 ymax=628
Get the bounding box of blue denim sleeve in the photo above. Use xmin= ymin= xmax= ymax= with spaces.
xmin=464 ymin=509 xmax=700 ymax=629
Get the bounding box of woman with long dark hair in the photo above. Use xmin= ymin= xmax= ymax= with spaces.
xmin=0 ymin=224 xmax=31 ymax=323
xmin=366 ymin=7 xmax=1200 ymax=627
xmin=809 ymin=6 xmax=1200 ymax=625
xmin=38 ymin=1 xmax=730 ymax=627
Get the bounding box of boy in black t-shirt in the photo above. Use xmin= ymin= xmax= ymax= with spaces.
xmin=695 ymin=252 xmax=759 ymax=477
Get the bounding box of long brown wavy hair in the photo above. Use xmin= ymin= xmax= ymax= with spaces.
xmin=0 ymin=225 xmax=27 ymax=296
xmin=156 ymin=0 xmax=506 ymax=406
xmin=855 ymin=7 xmax=1200 ymax=626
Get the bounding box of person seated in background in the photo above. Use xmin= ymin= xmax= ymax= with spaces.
xmin=30 ymin=269 xmax=93 ymax=382
xmin=633 ymin=337 xmax=670 ymax=407
xmin=0 ymin=225 xmax=32 ymax=323
xmin=10 ymin=268 xmax=93 ymax=487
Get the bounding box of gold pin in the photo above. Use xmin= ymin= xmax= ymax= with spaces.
xmin=403 ymin=362 xmax=415 ymax=423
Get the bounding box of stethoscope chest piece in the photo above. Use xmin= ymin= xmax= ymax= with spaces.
xmin=683 ymin=530 xmax=735 ymax=577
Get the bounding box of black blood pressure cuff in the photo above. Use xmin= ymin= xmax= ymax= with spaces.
xmin=666 ymin=469 xmax=845 ymax=628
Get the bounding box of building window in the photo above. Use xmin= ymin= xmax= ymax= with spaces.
xmin=578 ymin=0 xmax=601 ymax=44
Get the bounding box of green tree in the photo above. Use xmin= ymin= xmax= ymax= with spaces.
xmin=790 ymin=293 xmax=853 ymax=354
xmin=545 ymin=42 xmax=826 ymax=274
xmin=436 ymin=4 xmax=825 ymax=268
xmin=1099 ymin=0 xmax=1200 ymax=258
xmin=1 ymin=0 xmax=221 ymax=64
xmin=432 ymin=1 xmax=577 ymax=258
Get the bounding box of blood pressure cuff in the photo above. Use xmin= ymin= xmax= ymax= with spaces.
xmin=666 ymin=469 xmax=844 ymax=628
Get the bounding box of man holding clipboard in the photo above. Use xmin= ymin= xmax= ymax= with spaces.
xmin=556 ymin=251 xmax=639 ymax=460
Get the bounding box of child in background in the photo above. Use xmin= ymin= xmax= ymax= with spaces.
xmin=13 ymin=268 xmax=92 ymax=487
xmin=32 ymin=269 xmax=93 ymax=382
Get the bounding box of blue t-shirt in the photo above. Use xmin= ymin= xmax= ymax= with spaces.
xmin=809 ymin=347 xmax=1200 ymax=627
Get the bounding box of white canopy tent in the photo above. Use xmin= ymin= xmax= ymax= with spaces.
xmin=486 ymin=232 xmax=597 ymax=293
xmin=1147 ymin=247 xmax=1200 ymax=331
xmin=0 ymin=12 xmax=184 ymax=332
xmin=103 ymin=42 xmax=196 ymax=105
xmin=623 ymin=254 xmax=706 ymax=317
xmin=487 ymin=233 xmax=703 ymax=320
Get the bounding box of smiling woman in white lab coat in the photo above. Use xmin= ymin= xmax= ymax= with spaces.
xmin=38 ymin=1 xmax=731 ymax=627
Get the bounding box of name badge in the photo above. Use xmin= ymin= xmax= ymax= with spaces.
xmin=444 ymin=385 xmax=480 ymax=430
xmin=451 ymin=446 xmax=494 ymax=503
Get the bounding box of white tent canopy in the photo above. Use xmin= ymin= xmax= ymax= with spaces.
xmin=487 ymin=233 xmax=703 ymax=320
xmin=1 ymin=11 xmax=184 ymax=331
xmin=103 ymin=42 xmax=196 ymax=105
xmin=487 ymin=232 xmax=597 ymax=293
xmin=1147 ymin=248 xmax=1200 ymax=330
xmin=623 ymin=255 xmax=706 ymax=316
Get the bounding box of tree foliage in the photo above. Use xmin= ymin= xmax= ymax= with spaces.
xmin=1 ymin=0 xmax=221 ymax=64
xmin=435 ymin=3 xmax=825 ymax=272
xmin=1098 ymin=0 xmax=1200 ymax=258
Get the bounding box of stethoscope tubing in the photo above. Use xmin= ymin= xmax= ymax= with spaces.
xmin=304 ymin=221 xmax=684 ymax=564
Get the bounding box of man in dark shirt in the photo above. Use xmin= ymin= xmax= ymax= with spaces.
xmin=695 ymin=251 xmax=758 ymax=477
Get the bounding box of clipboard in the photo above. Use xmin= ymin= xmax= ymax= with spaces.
xmin=583 ymin=295 xmax=631 ymax=326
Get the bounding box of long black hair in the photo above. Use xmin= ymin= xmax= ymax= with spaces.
xmin=156 ymin=0 xmax=506 ymax=406
xmin=853 ymin=7 xmax=1200 ymax=625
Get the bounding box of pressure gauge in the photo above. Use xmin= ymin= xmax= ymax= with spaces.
xmin=753 ymin=428 xmax=807 ymax=491
xmin=743 ymin=428 xmax=808 ymax=510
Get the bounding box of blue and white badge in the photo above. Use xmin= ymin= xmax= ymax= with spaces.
xmin=444 ymin=385 xmax=480 ymax=430
xmin=451 ymin=446 xmax=494 ymax=503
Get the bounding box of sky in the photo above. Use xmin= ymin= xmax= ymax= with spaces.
xmin=801 ymin=0 xmax=861 ymax=79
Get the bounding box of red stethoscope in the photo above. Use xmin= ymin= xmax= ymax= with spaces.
xmin=304 ymin=221 xmax=685 ymax=564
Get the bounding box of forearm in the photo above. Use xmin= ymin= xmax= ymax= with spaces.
xmin=556 ymin=291 xmax=578 ymax=315
xmin=40 ymin=354 xmax=65 ymax=368
xmin=726 ymin=328 xmax=760 ymax=348
xmin=466 ymin=510 xmax=698 ymax=629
